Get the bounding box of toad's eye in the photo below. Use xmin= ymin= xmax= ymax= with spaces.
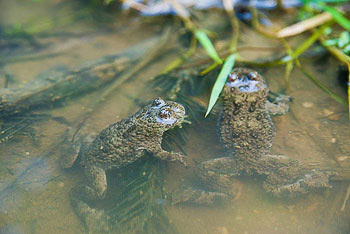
xmin=153 ymin=98 xmax=165 ymax=107
xmin=158 ymin=110 xmax=170 ymax=119
xmin=227 ymin=73 xmax=237 ymax=83
xmin=247 ymin=72 xmax=258 ymax=80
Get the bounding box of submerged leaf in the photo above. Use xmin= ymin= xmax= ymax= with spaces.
xmin=205 ymin=54 xmax=235 ymax=117
xmin=194 ymin=30 xmax=223 ymax=64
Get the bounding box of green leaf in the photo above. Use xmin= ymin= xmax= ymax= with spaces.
xmin=343 ymin=44 xmax=350 ymax=54
xmin=205 ymin=54 xmax=235 ymax=117
xmin=318 ymin=2 xmax=350 ymax=30
xmin=194 ymin=30 xmax=223 ymax=64
xmin=338 ymin=31 xmax=350 ymax=48
xmin=324 ymin=38 xmax=338 ymax=46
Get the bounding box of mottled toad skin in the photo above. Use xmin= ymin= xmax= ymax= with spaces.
xmin=217 ymin=68 xmax=331 ymax=197
xmin=66 ymin=98 xmax=186 ymax=231
xmin=173 ymin=68 xmax=331 ymax=205
xmin=217 ymin=68 xmax=330 ymax=197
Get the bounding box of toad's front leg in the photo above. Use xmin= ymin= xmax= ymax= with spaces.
xmin=267 ymin=94 xmax=291 ymax=116
xmin=150 ymin=145 xmax=187 ymax=166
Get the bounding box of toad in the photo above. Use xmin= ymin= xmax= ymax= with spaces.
xmin=173 ymin=68 xmax=331 ymax=205
xmin=63 ymin=97 xmax=186 ymax=230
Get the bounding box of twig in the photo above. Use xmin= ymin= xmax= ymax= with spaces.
xmin=341 ymin=183 xmax=350 ymax=211
xmin=280 ymin=39 xmax=294 ymax=91
xmin=222 ymin=0 xmax=239 ymax=53
xmin=277 ymin=12 xmax=333 ymax=38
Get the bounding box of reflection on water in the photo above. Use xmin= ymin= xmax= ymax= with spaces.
xmin=0 ymin=0 xmax=350 ymax=234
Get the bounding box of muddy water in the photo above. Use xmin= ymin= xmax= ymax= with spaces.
xmin=1 ymin=1 xmax=350 ymax=234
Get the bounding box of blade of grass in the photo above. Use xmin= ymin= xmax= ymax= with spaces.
xmin=205 ymin=54 xmax=235 ymax=117
xmin=200 ymin=62 xmax=219 ymax=75
xmin=347 ymin=64 xmax=350 ymax=118
xmin=194 ymin=30 xmax=223 ymax=64
xmin=317 ymin=2 xmax=350 ymax=30
xmin=280 ymin=39 xmax=294 ymax=90
xmin=289 ymin=24 xmax=329 ymax=60
xmin=296 ymin=60 xmax=347 ymax=105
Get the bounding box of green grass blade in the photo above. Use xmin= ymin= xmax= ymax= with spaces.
xmin=304 ymin=0 xmax=350 ymax=2
xmin=194 ymin=30 xmax=223 ymax=64
xmin=318 ymin=2 xmax=350 ymax=30
xmin=296 ymin=60 xmax=347 ymax=105
xmin=205 ymin=54 xmax=235 ymax=117
xmin=347 ymin=64 xmax=350 ymax=118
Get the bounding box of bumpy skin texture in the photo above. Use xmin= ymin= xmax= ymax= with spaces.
xmin=68 ymin=98 xmax=186 ymax=231
xmin=218 ymin=68 xmax=274 ymax=174
xmin=216 ymin=68 xmax=330 ymax=197
xmin=173 ymin=68 xmax=330 ymax=205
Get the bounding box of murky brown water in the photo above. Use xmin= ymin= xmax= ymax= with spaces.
xmin=1 ymin=1 xmax=350 ymax=234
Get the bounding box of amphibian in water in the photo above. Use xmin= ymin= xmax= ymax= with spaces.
xmin=173 ymin=68 xmax=331 ymax=205
xmin=63 ymin=97 xmax=186 ymax=231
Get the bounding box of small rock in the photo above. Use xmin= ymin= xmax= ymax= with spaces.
xmin=302 ymin=102 xmax=313 ymax=108
xmin=323 ymin=109 xmax=334 ymax=116
xmin=337 ymin=156 xmax=350 ymax=162
xmin=331 ymin=138 xmax=336 ymax=143
xmin=328 ymin=114 xmax=340 ymax=121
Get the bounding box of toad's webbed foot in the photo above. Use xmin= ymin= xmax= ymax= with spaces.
xmin=171 ymin=187 xmax=234 ymax=206
xmin=267 ymin=94 xmax=291 ymax=116
xmin=71 ymin=197 xmax=109 ymax=234
xmin=264 ymin=169 xmax=331 ymax=198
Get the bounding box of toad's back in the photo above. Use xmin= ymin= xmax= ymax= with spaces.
xmin=81 ymin=116 xmax=158 ymax=170
xmin=218 ymin=68 xmax=275 ymax=171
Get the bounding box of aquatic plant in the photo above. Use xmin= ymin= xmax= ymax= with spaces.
xmin=148 ymin=0 xmax=350 ymax=116
xmin=104 ymin=157 xmax=178 ymax=234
